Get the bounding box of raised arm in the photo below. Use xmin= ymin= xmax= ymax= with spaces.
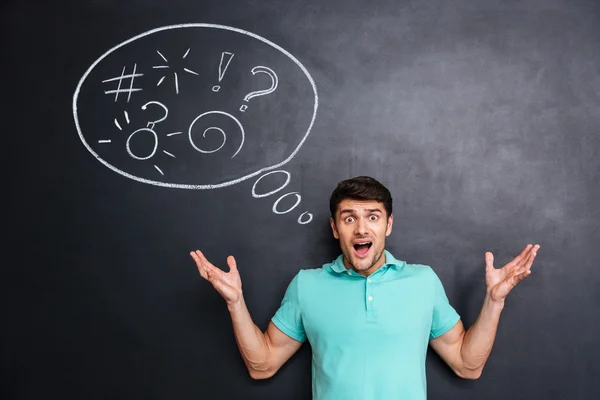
xmin=191 ymin=250 xmax=303 ymax=379
xmin=429 ymin=244 xmax=540 ymax=379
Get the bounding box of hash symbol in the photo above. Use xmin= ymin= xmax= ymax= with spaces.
xmin=102 ymin=64 xmax=144 ymax=102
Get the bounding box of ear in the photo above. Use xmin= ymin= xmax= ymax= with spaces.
xmin=330 ymin=217 xmax=340 ymax=239
xmin=385 ymin=214 xmax=394 ymax=237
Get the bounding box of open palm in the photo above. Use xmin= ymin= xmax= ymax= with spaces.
xmin=190 ymin=250 xmax=242 ymax=305
xmin=485 ymin=244 xmax=540 ymax=303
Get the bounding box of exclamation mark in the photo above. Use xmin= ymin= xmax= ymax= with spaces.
xmin=212 ymin=51 xmax=234 ymax=92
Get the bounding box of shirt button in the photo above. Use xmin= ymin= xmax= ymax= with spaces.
xmin=368 ymin=296 xmax=373 ymax=301
xmin=367 ymin=278 xmax=372 ymax=283
xmin=347 ymin=271 xmax=352 ymax=276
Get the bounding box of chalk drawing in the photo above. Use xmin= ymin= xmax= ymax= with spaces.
xmin=152 ymin=49 xmax=199 ymax=94
xmin=239 ymin=66 xmax=278 ymax=112
xmin=141 ymin=101 xmax=168 ymax=130
xmin=212 ymin=51 xmax=234 ymax=92
xmin=102 ymin=64 xmax=143 ymax=102
xmin=100 ymin=110 xmax=130 ymax=143
xmin=74 ymin=24 xmax=319 ymax=223
xmin=297 ymin=212 xmax=313 ymax=225
xmin=251 ymin=170 xmax=313 ymax=225
xmin=188 ymin=111 xmax=245 ymax=158
xmin=252 ymin=170 xmax=291 ymax=198
xmin=104 ymin=102 xmax=173 ymax=176
xmin=126 ymin=128 xmax=158 ymax=160
xmin=273 ymin=192 xmax=301 ymax=214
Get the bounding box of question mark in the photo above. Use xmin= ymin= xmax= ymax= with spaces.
xmin=239 ymin=66 xmax=278 ymax=112
xmin=121 ymin=101 xmax=169 ymax=162
xmin=141 ymin=101 xmax=169 ymax=130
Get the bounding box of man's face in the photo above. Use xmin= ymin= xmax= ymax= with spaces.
xmin=330 ymin=199 xmax=393 ymax=276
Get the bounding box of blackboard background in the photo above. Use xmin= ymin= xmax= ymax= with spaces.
xmin=3 ymin=0 xmax=599 ymax=399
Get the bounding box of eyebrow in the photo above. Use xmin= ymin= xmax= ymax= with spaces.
xmin=339 ymin=208 xmax=383 ymax=215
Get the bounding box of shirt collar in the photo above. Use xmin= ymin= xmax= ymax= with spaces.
xmin=328 ymin=250 xmax=405 ymax=274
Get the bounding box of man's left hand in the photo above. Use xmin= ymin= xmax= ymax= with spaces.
xmin=485 ymin=244 xmax=540 ymax=303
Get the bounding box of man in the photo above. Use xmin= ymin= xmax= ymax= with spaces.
xmin=190 ymin=176 xmax=540 ymax=399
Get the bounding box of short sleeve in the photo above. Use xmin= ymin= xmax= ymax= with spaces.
xmin=271 ymin=272 xmax=307 ymax=342
xmin=429 ymin=269 xmax=461 ymax=339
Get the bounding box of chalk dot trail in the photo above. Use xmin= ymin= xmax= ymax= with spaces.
xmin=252 ymin=170 xmax=313 ymax=224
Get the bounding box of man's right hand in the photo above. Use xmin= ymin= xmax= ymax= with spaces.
xmin=190 ymin=249 xmax=304 ymax=380
xmin=190 ymin=250 xmax=242 ymax=306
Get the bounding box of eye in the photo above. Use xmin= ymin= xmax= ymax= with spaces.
xmin=344 ymin=216 xmax=355 ymax=223
xmin=369 ymin=215 xmax=378 ymax=221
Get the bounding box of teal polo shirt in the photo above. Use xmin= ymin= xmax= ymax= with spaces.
xmin=271 ymin=250 xmax=460 ymax=400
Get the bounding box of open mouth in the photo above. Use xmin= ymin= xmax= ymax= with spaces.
xmin=353 ymin=242 xmax=372 ymax=256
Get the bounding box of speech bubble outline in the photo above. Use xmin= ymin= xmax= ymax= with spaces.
xmin=72 ymin=23 xmax=318 ymax=190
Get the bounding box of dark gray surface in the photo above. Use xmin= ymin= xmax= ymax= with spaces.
xmin=4 ymin=0 xmax=599 ymax=399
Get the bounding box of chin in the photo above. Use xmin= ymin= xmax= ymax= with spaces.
xmin=350 ymin=257 xmax=377 ymax=272
xmin=355 ymin=261 xmax=373 ymax=270
xmin=342 ymin=250 xmax=374 ymax=271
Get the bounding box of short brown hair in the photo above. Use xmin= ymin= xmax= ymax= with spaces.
xmin=329 ymin=176 xmax=393 ymax=219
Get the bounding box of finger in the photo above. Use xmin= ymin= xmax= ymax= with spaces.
xmin=197 ymin=266 xmax=208 ymax=280
xmin=190 ymin=251 xmax=209 ymax=279
xmin=227 ymin=255 xmax=238 ymax=273
xmin=190 ymin=250 xmax=210 ymax=276
xmin=194 ymin=250 xmax=223 ymax=273
xmin=517 ymin=244 xmax=540 ymax=273
xmin=190 ymin=250 xmax=210 ymax=267
xmin=519 ymin=252 xmax=535 ymax=273
xmin=525 ymin=244 xmax=540 ymax=269
xmin=485 ymin=252 xmax=494 ymax=271
xmin=511 ymin=269 xmax=532 ymax=285
xmin=191 ymin=250 xmax=224 ymax=279
xmin=512 ymin=244 xmax=534 ymax=268
xmin=190 ymin=250 xmax=201 ymax=263
xmin=192 ymin=249 xmax=213 ymax=267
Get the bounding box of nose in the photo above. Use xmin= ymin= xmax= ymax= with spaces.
xmin=355 ymin=217 xmax=368 ymax=235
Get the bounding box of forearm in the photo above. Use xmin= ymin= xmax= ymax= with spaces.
xmin=227 ymin=296 xmax=271 ymax=374
xmin=460 ymin=293 xmax=505 ymax=374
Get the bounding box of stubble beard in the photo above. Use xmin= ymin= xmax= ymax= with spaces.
xmin=343 ymin=244 xmax=385 ymax=273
